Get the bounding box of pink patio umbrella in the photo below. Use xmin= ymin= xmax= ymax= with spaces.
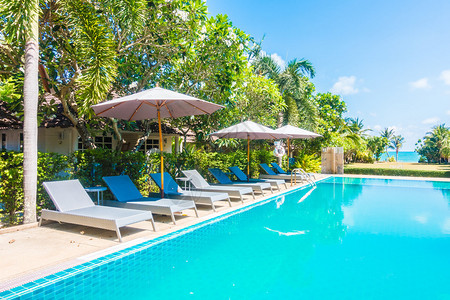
xmin=210 ymin=121 xmax=290 ymax=181
xmin=274 ymin=125 xmax=322 ymax=169
xmin=91 ymin=87 xmax=224 ymax=197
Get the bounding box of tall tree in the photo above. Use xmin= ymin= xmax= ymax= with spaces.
xmin=380 ymin=128 xmax=395 ymax=158
xmin=23 ymin=0 xmax=39 ymax=224
xmin=1 ymin=0 xmax=40 ymax=223
xmin=252 ymin=55 xmax=316 ymax=128
xmin=416 ymin=124 xmax=449 ymax=163
xmin=390 ymin=135 xmax=405 ymax=162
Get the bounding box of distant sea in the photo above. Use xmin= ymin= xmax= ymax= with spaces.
xmin=379 ymin=151 xmax=420 ymax=163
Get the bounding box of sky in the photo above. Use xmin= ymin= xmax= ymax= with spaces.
xmin=207 ymin=0 xmax=450 ymax=150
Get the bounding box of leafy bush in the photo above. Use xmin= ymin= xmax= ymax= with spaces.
xmin=70 ymin=149 xmax=152 ymax=195
xmin=344 ymin=167 xmax=450 ymax=178
xmin=0 ymin=147 xmax=278 ymax=225
xmin=293 ymin=152 xmax=321 ymax=173
xmin=0 ymin=151 xmax=70 ymax=224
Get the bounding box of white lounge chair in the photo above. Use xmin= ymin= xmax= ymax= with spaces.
xmin=102 ymin=175 xmax=198 ymax=225
xmin=41 ymin=179 xmax=154 ymax=242
xmin=209 ymin=168 xmax=273 ymax=195
xmin=182 ymin=170 xmax=255 ymax=203
xmin=259 ymin=163 xmax=304 ymax=183
xmin=150 ymin=172 xmax=231 ymax=212
xmin=228 ymin=166 xmax=287 ymax=190
xmin=271 ymin=162 xmax=316 ymax=180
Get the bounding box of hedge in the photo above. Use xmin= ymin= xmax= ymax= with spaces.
xmin=0 ymin=148 xmax=276 ymax=225
xmin=344 ymin=167 xmax=450 ymax=178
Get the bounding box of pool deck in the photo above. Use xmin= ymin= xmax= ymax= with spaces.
xmin=0 ymin=175 xmax=328 ymax=291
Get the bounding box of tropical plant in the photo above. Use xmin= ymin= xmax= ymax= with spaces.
xmin=416 ymin=124 xmax=449 ymax=163
xmin=367 ymin=136 xmax=389 ymax=161
xmin=252 ymin=54 xmax=317 ymax=128
xmin=389 ymin=135 xmax=405 ymax=162
xmin=1 ymin=0 xmax=41 ymax=223
xmin=380 ymin=128 xmax=395 ymax=157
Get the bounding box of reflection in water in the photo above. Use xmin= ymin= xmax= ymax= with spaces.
xmin=297 ymin=186 xmax=316 ymax=203
xmin=275 ymin=195 xmax=285 ymax=208
xmin=264 ymin=227 xmax=308 ymax=236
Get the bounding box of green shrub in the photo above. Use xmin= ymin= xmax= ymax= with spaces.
xmin=293 ymin=152 xmax=321 ymax=173
xmin=0 ymin=147 xmax=278 ymax=225
xmin=344 ymin=167 xmax=450 ymax=178
xmin=0 ymin=151 xmax=70 ymax=224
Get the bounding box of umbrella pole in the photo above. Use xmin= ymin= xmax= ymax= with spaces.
xmin=247 ymin=135 xmax=250 ymax=182
xmin=158 ymin=108 xmax=164 ymax=198
xmin=287 ymin=138 xmax=290 ymax=170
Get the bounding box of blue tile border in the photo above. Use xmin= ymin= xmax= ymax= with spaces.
xmin=0 ymin=180 xmax=328 ymax=299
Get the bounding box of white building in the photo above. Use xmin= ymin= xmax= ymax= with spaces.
xmin=0 ymin=102 xmax=183 ymax=155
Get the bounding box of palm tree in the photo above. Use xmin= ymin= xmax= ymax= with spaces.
xmin=23 ymin=0 xmax=40 ymax=224
xmin=389 ymin=135 xmax=405 ymax=162
xmin=1 ymin=0 xmax=40 ymax=223
xmin=380 ymin=128 xmax=395 ymax=158
xmin=431 ymin=124 xmax=449 ymax=163
xmin=252 ymin=55 xmax=316 ymax=128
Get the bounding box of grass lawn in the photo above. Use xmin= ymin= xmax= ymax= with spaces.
xmin=344 ymin=162 xmax=450 ymax=178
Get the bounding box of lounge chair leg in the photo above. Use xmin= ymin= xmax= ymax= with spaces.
xmin=211 ymin=202 xmax=216 ymax=212
xmin=240 ymin=194 xmax=244 ymax=203
xmin=151 ymin=218 xmax=156 ymax=232
xmin=171 ymin=213 xmax=176 ymax=225
xmin=252 ymin=191 xmax=255 ymax=200
xmin=115 ymin=227 xmax=123 ymax=243
xmin=227 ymin=197 xmax=232 ymax=207
xmin=270 ymin=186 xmax=274 ymax=193
xmin=194 ymin=206 xmax=199 ymax=218
xmin=284 ymin=182 xmax=288 ymax=189
xmin=38 ymin=217 xmax=43 ymax=227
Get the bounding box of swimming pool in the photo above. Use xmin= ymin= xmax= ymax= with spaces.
xmin=1 ymin=177 xmax=449 ymax=299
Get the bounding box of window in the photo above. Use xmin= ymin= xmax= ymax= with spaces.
xmin=78 ymin=136 xmax=113 ymax=150
xmin=1 ymin=133 xmax=6 ymax=151
xmin=95 ymin=136 xmax=113 ymax=149
xmin=139 ymin=138 xmax=160 ymax=152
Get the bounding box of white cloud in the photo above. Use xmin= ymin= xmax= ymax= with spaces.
xmin=422 ymin=117 xmax=440 ymax=125
xmin=409 ymin=78 xmax=431 ymax=89
xmin=372 ymin=125 xmax=382 ymax=131
xmin=439 ymin=70 xmax=450 ymax=85
xmin=270 ymin=53 xmax=286 ymax=69
xmin=330 ymin=76 xmax=359 ymax=95
xmin=258 ymin=51 xmax=286 ymax=70
xmin=447 ymin=110 xmax=450 ymax=115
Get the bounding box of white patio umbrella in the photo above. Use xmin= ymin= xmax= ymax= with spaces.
xmin=91 ymin=87 xmax=224 ymax=197
xmin=274 ymin=125 xmax=322 ymax=169
xmin=210 ymin=121 xmax=290 ymax=180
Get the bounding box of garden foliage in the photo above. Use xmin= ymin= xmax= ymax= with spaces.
xmin=0 ymin=148 xmax=275 ymax=225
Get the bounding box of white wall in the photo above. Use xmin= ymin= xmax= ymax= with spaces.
xmin=0 ymin=128 xmax=179 ymax=155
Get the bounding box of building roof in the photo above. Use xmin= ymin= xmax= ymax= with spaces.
xmin=0 ymin=99 xmax=191 ymax=136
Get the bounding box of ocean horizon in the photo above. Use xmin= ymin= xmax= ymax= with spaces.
xmin=379 ymin=151 xmax=420 ymax=163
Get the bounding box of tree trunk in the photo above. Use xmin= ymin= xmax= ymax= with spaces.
xmin=111 ymin=119 xmax=123 ymax=152
xmin=23 ymin=1 xmax=39 ymax=224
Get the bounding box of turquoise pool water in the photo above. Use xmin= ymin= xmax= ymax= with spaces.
xmin=2 ymin=177 xmax=449 ymax=299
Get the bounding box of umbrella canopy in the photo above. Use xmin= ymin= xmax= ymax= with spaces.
xmin=91 ymin=87 xmax=224 ymax=197
xmin=91 ymin=87 xmax=223 ymax=120
xmin=274 ymin=125 xmax=322 ymax=138
xmin=210 ymin=121 xmax=289 ymax=180
xmin=210 ymin=120 xmax=289 ymax=140
xmin=274 ymin=125 xmax=322 ymax=169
